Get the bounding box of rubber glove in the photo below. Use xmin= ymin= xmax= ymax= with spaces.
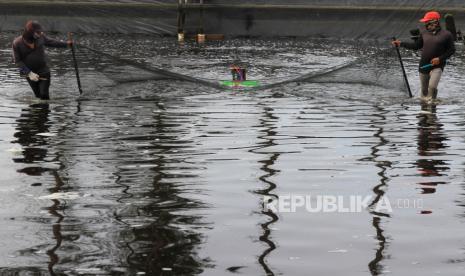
xmin=27 ymin=71 xmax=39 ymax=82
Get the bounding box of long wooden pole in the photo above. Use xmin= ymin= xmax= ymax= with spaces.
xmin=392 ymin=37 xmax=412 ymax=98
xmin=68 ymin=32 xmax=83 ymax=94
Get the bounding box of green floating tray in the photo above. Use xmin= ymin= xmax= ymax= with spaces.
xmin=220 ymin=80 xmax=260 ymax=88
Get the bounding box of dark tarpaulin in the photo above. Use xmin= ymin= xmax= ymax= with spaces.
xmin=0 ymin=1 xmax=464 ymax=38
xmin=4 ymin=0 xmax=464 ymax=6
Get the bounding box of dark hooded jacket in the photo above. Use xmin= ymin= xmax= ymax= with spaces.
xmin=12 ymin=21 xmax=68 ymax=76
xmin=400 ymin=27 xmax=455 ymax=74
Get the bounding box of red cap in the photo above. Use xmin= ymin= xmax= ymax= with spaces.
xmin=419 ymin=11 xmax=440 ymax=23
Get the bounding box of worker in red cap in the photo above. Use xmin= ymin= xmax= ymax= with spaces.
xmin=392 ymin=11 xmax=455 ymax=102
xmin=12 ymin=20 xmax=73 ymax=100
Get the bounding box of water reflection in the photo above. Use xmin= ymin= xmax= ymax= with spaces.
xmin=113 ymin=104 xmax=210 ymax=275
xmin=13 ymin=104 xmax=51 ymax=169
xmin=367 ymin=106 xmax=390 ymax=276
xmin=2 ymin=33 xmax=465 ymax=275
xmin=12 ymin=103 xmax=65 ymax=275
xmin=46 ymin=170 xmax=66 ymax=276
xmin=250 ymin=102 xmax=279 ymax=276
xmin=416 ymin=104 xmax=449 ymax=196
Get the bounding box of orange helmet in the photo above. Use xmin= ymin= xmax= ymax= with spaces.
xmin=420 ymin=11 xmax=441 ymax=23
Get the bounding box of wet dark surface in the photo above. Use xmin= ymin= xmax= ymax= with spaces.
xmin=1 ymin=33 xmax=465 ymax=275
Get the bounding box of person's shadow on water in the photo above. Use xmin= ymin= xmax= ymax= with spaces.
xmin=12 ymin=103 xmax=65 ymax=276
xmin=13 ymin=103 xmax=51 ymax=171
xmin=416 ymin=103 xmax=449 ymax=214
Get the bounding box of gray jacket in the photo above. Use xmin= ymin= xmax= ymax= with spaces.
xmin=12 ymin=35 xmax=68 ymax=76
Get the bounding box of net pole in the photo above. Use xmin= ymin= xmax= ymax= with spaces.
xmin=177 ymin=0 xmax=184 ymax=34
xmin=199 ymin=0 xmax=205 ymax=34
xmin=68 ymin=32 xmax=83 ymax=95
xmin=392 ymin=37 xmax=412 ymax=98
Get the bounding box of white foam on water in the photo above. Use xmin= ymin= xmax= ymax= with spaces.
xmin=328 ymin=249 xmax=348 ymax=253
xmin=38 ymin=192 xmax=88 ymax=200
xmin=36 ymin=132 xmax=57 ymax=137
xmin=6 ymin=147 xmax=24 ymax=153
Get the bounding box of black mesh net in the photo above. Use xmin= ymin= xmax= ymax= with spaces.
xmin=70 ymin=34 xmax=409 ymax=97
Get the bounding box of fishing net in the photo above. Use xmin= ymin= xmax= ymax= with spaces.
xmin=70 ymin=35 xmax=409 ymax=96
xmin=71 ymin=39 xmax=224 ymax=93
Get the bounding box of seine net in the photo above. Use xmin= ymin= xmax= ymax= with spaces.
xmin=71 ymin=35 xmax=409 ymax=95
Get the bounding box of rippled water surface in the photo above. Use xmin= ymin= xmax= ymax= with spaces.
xmin=1 ymin=33 xmax=465 ymax=275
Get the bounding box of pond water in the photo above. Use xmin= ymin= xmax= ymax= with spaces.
xmin=1 ymin=33 xmax=465 ymax=275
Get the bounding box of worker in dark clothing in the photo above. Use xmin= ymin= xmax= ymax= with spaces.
xmin=393 ymin=11 xmax=455 ymax=101
xmin=12 ymin=20 xmax=73 ymax=100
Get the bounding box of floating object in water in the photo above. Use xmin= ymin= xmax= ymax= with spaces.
xmin=231 ymin=66 xmax=246 ymax=81
xmin=272 ymin=92 xmax=285 ymax=97
xmin=227 ymin=266 xmax=246 ymax=273
xmin=222 ymin=65 xmax=259 ymax=87
xmin=75 ymin=268 xmax=107 ymax=274
xmin=6 ymin=147 xmax=24 ymax=153
xmin=38 ymin=192 xmax=88 ymax=200
xmin=420 ymin=64 xmax=433 ymax=70
xmin=419 ymin=110 xmax=432 ymax=114
xmin=328 ymin=249 xmax=348 ymax=253
xmin=220 ymin=80 xmax=260 ymax=88
xmin=37 ymin=132 xmax=57 ymax=137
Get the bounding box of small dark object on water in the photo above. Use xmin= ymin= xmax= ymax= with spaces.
xmin=272 ymin=91 xmax=285 ymax=98
xmin=31 ymin=183 xmax=42 ymax=186
xmin=231 ymin=66 xmax=246 ymax=81
xmin=226 ymin=266 xmax=246 ymax=273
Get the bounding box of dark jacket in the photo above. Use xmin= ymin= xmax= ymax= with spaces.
xmin=12 ymin=35 xmax=68 ymax=77
xmin=401 ymin=28 xmax=455 ymax=74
